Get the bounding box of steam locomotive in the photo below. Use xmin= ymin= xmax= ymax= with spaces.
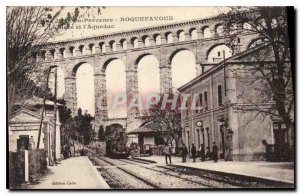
xmin=105 ymin=124 xmax=130 ymax=158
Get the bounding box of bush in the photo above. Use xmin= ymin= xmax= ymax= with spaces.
xmin=9 ymin=149 xmax=47 ymax=189
xmin=9 ymin=152 xmax=25 ymax=189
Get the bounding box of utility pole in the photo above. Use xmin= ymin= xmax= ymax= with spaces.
xmin=37 ymin=68 xmax=51 ymax=149
xmin=53 ymin=67 xmax=58 ymax=164
xmin=223 ymin=50 xmax=227 ymax=97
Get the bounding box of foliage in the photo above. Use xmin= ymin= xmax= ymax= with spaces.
xmin=74 ymin=108 xmax=94 ymax=145
xmin=142 ymin=93 xmax=182 ymax=148
xmin=9 ymin=149 xmax=47 ymax=189
xmin=7 ymin=6 xmax=104 ymax=118
xmin=98 ymin=125 xmax=106 ymax=141
xmin=221 ymin=7 xmax=294 ymax=145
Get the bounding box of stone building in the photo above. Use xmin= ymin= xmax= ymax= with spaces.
xmin=9 ymin=98 xmax=62 ymax=160
xmin=178 ymin=44 xmax=293 ymax=161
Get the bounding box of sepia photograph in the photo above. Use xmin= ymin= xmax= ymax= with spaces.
xmin=6 ymin=5 xmax=295 ymax=190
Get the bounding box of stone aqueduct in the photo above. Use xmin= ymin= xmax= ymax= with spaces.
xmin=37 ymin=14 xmax=260 ymax=131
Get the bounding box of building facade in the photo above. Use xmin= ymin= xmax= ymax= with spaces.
xmin=9 ymin=98 xmax=62 ymax=161
xmin=178 ymin=45 xmax=293 ymax=161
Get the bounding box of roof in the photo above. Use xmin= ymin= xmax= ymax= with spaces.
xmin=128 ymin=122 xmax=169 ymax=135
xmin=177 ymin=43 xmax=281 ymax=91
xmin=9 ymin=109 xmax=53 ymax=124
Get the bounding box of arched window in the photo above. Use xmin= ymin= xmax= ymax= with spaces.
xmin=89 ymin=43 xmax=95 ymax=54
xmin=166 ymin=33 xmax=173 ymax=44
xmin=229 ymin=23 xmax=238 ymax=35
xmin=59 ymin=48 xmax=65 ymax=58
xmin=190 ymin=29 xmax=197 ymax=40
xmin=243 ymin=22 xmax=252 ymax=30
xmin=144 ymin=36 xmax=150 ymax=47
xmin=79 ymin=45 xmax=85 ymax=55
xmin=69 ymin=46 xmax=75 ymax=57
xmin=110 ymin=41 xmax=117 ymax=51
xmin=154 ymin=34 xmax=161 ymax=45
xmin=178 ymin=31 xmax=185 ymax=42
xmin=203 ymin=26 xmax=211 ymax=38
xmin=271 ymin=18 xmax=278 ymax=28
xmin=100 ymin=42 xmax=106 ymax=53
xmin=121 ymin=39 xmax=127 ymax=50
xmin=215 ymin=24 xmax=224 ymax=36
xmin=132 ymin=38 xmax=139 ymax=48
xmin=257 ymin=18 xmax=267 ymax=30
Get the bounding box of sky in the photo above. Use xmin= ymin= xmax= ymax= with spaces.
xmin=48 ymin=7 xmax=228 ymax=116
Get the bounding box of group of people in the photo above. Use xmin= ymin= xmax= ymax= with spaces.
xmin=182 ymin=142 xmax=219 ymax=163
xmin=163 ymin=142 xmax=219 ymax=165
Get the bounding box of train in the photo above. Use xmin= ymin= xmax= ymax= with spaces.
xmin=105 ymin=124 xmax=130 ymax=158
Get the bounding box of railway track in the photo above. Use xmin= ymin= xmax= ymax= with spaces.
xmin=90 ymin=156 xmax=293 ymax=189
xmin=118 ymin=158 xmax=232 ymax=188
xmin=105 ymin=158 xmax=293 ymax=188
xmin=91 ymin=156 xmax=159 ymax=189
xmin=101 ymin=157 xmax=209 ymax=188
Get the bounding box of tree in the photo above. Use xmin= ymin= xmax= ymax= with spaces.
xmin=7 ymin=7 xmax=105 ymax=149
xmin=98 ymin=125 xmax=106 ymax=141
xmin=141 ymin=93 xmax=183 ymax=150
xmin=221 ymin=7 xmax=294 ymax=147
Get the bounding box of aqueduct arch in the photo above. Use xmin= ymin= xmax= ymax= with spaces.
xmin=37 ymin=13 xmax=260 ymax=131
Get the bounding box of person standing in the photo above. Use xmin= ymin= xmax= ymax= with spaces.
xmin=212 ymin=142 xmax=218 ymax=162
xmin=191 ymin=143 xmax=196 ymax=162
xmin=225 ymin=136 xmax=233 ymax=161
xmin=200 ymin=144 xmax=205 ymax=162
xmin=164 ymin=143 xmax=172 ymax=164
xmin=182 ymin=143 xmax=188 ymax=163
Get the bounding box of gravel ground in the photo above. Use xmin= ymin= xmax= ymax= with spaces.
xmin=90 ymin=157 xmax=154 ymax=189
xmin=102 ymin=157 xmax=206 ymax=189
xmin=89 ymin=157 xmax=288 ymax=189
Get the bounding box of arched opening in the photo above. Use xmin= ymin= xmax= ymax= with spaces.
xmin=104 ymin=59 xmax=127 ymax=118
xmin=215 ymin=24 xmax=224 ymax=36
xmin=154 ymin=34 xmax=161 ymax=45
xmin=78 ymin=45 xmax=85 ymax=56
xmin=48 ymin=66 xmax=65 ymax=99
xmin=69 ymin=46 xmax=75 ymax=57
xmin=257 ymin=18 xmax=267 ymax=30
xmin=207 ymin=44 xmax=232 ymax=63
xmin=137 ymin=55 xmax=160 ymax=112
xmin=40 ymin=50 xmax=46 ymax=60
xmin=50 ymin=49 xmax=55 ymax=59
xmin=120 ymin=39 xmax=127 ymax=50
xmin=229 ymin=23 xmax=239 ymax=35
xmin=190 ymin=28 xmax=197 ymax=40
xmin=74 ymin=63 xmax=95 ymax=115
xmin=100 ymin=42 xmax=106 ymax=53
xmin=243 ymin=22 xmax=252 ymax=30
xmin=166 ymin=32 xmax=173 ymax=44
xmin=143 ymin=36 xmax=150 ymax=47
xmin=202 ymin=26 xmax=211 ymax=38
xmin=132 ymin=37 xmax=139 ymax=49
xmin=59 ymin=48 xmax=65 ymax=58
xmin=248 ymin=38 xmax=266 ymax=49
xmin=171 ymin=50 xmax=196 ymax=91
xmin=89 ymin=43 xmax=95 ymax=54
xmin=110 ymin=41 xmax=117 ymax=52
xmin=178 ymin=30 xmax=185 ymax=42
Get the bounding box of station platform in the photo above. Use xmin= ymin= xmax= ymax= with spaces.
xmin=135 ymin=155 xmax=294 ymax=185
xmin=26 ymin=156 xmax=110 ymax=189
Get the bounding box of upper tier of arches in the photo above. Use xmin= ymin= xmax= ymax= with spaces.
xmin=34 ymin=19 xmax=257 ymax=60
